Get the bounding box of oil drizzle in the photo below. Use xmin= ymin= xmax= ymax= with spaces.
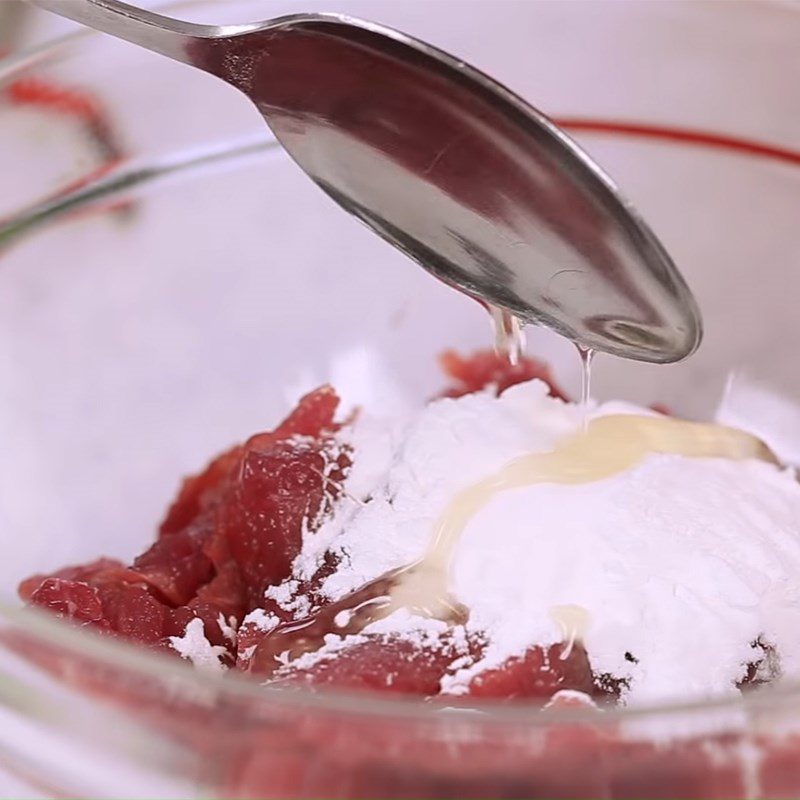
xmin=577 ymin=345 xmax=595 ymax=430
xmin=397 ymin=415 xmax=776 ymax=621
xmin=488 ymin=304 xmax=525 ymax=366
xmin=550 ymin=604 xmax=591 ymax=659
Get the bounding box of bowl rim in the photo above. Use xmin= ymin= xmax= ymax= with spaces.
xmin=2 ymin=599 xmax=797 ymax=727
xmin=2 ymin=0 xmax=800 ymax=730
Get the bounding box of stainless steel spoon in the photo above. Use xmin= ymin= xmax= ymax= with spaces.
xmin=29 ymin=0 xmax=702 ymax=363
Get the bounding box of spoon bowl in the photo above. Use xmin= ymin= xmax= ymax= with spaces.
xmin=30 ymin=0 xmax=702 ymax=363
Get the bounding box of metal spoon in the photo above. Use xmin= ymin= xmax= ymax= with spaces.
xmin=29 ymin=0 xmax=702 ymax=363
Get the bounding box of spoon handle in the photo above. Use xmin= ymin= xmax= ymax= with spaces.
xmin=26 ymin=0 xmax=211 ymax=65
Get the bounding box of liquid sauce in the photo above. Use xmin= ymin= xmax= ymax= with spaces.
xmin=550 ymin=604 xmax=592 ymax=659
xmin=258 ymin=413 xmax=776 ymax=668
xmin=577 ymin=345 xmax=595 ymax=430
xmin=488 ymin=304 xmax=525 ymax=366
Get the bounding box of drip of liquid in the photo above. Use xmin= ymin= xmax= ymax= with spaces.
xmin=578 ymin=347 xmax=594 ymax=407
xmin=488 ymin=304 xmax=525 ymax=366
xmin=577 ymin=345 xmax=595 ymax=430
xmin=550 ymin=604 xmax=591 ymax=659
xmin=256 ymin=415 xmax=775 ymax=670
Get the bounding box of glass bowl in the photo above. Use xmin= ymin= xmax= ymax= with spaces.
xmin=1 ymin=1 xmax=799 ymax=797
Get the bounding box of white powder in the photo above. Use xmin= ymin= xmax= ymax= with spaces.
xmin=241 ymin=608 xmax=281 ymax=633
xmin=217 ymin=613 xmax=238 ymax=645
xmin=169 ymin=617 xmax=229 ymax=673
xmin=270 ymin=378 xmax=800 ymax=705
xmin=264 ymin=579 xmax=312 ymax=618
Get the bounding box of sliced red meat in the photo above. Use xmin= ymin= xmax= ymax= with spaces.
xmin=191 ymin=561 xmax=248 ymax=626
xmin=159 ymin=385 xmax=340 ymax=538
xmin=268 ymin=635 xmax=465 ymax=696
xmin=28 ymin=578 xmax=109 ymax=628
xmin=467 ymin=644 xmax=596 ymax=700
xmin=93 ymin=583 xmax=169 ymax=646
xmin=18 ymin=557 xmax=136 ymax=601
xmin=439 ymin=349 xmax=569 ymax=400
xmin=133 ymin=526 xmax=215 ymax=607
xmin=267 ymin=383 xmax=341 ymax=440
xmin=217 ymin=436 xmax=348 ymax=606
xmin=159 ymin=445 xmax=242 ymax=537
xmin=29 ymin=577 xmax=169 ymax=645
xmin=21 ymin=385 xmax=347 ymax=664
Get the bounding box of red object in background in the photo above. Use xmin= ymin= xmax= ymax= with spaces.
xmin=555 ymin=118 xmax=800 ymax=169
xmin=0 ymin=70 xmax=132 ymax=239
xmin=3 ymin=74 xmax=124 ymax=161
